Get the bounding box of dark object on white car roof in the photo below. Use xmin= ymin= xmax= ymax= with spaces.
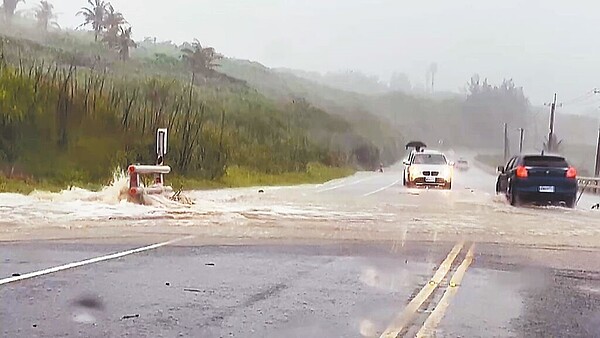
xmin=405 ymin=141 xmax=427 ymax=152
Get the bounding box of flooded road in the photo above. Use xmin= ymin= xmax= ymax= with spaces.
xmin=2 ymin=162 xmax=599 ymax=247
xmin=1 ymin=161 xmax=600 ymax=337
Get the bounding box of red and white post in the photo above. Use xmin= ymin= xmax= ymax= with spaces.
xmin=127 ymin=128 xmax=171 ymax=202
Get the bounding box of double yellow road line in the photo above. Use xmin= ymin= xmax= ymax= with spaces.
xmin=380 ymin=242 xmax=476 ymax=338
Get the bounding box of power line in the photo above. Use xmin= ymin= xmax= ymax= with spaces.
xmin=562 ymin=88 xmax=600 ymax=106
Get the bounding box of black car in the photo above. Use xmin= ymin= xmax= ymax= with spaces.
xmin=496 ymin=154 xmax=578 ymax=208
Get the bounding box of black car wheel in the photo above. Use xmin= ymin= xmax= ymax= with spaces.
xmin=565 ymin=195 xmax=577 ymax=209
xmin=509 ymin=185 xmax=521 ymax=207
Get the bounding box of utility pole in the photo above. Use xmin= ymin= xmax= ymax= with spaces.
xmin=544 ymin=93 xmax=563 ymax=153
xmin=518 ymin=128 xmax=525 ymax=153
xmin=548 ymin=93 xmax=557 ymax=152
xmin=428 ymin=62 xmax=438 ymax=94
xmin=595 ymin=127 xmax=600 ymax=177
xmin=503 ymin=123 xmax=509 ymax=163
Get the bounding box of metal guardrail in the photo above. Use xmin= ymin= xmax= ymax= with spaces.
xmin=578 ymin=177 xmax=600 ymax=194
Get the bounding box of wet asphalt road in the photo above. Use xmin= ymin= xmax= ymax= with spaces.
xmin=2 ymin=240 xmax=600 ymax=337
xmin=2 ymin=160 xmax=600 ymax=337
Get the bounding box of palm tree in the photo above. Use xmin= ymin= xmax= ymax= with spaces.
xmin=2 ymin=0 xmax=25 ymax=21
xmin=102 ymin=4 xmax=126 ymax=47
xmin=117 ymin=26 xmax=136 ymax=61
xmin=181 ymin=39 xmax=222 ymax=76
xmin=35 ymin=1 xmax=59 ymax=31
xmin=77 ymin=0 xmax=107 ymax=42
xmin=181 ymin=40 xmax=204 ymax=73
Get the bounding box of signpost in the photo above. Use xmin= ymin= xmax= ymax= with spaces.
xmin=127 ymin=128 xmax=172 ymax=202
xmin=155 ymin=128 xmax=168 ymax=185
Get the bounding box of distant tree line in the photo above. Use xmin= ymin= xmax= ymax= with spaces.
xmin=1 ymin=0 xmax=59 ymax=30
xmin=76 ymin=0 xmax=134 ymax=60
xmin=1 ymin=0 xmax=223 ymax=71
xmin=76 ymin=0 xmax=223 ymax=73
xmin=463 ymin=74 xmax=530 ymax=148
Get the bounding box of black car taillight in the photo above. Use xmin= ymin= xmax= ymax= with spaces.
xmin=516 ymin=166 xmax=528 ymax=178
xmin=566 ymin=167 xmax=577 ymax=178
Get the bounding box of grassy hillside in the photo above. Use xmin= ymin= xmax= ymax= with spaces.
xmin=0 ymin=22 xmax=382 ymax=190
xmin=219 ymin=59 xmax=502 ymax=152
xmin=218 ymin=59 xmax=406 ymax=162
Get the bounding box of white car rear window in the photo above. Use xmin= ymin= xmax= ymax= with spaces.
xmin=413 ymin=154 xmax=447 ymax=165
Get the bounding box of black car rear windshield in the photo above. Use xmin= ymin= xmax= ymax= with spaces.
xmin=523 ymin=156 xmax=568 ymax=168
xmin=413 ymin=154 xmax=447 ymax=165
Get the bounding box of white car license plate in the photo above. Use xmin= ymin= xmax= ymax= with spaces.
xmin=425 ymin=177 xmax=436 ymax=183
xmin=539 ymin=186 xmax=555 ymax=193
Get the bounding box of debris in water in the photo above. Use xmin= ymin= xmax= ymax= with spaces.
xmin=170 ymin=189 xmax=195 ymax=205
xmin=183 ymin=288 xmax=202 ymax=293
xmin=32 ymin=324 xmax=37 ymax=328
xmin=121 ymin=314 xmax=140 ymax=320
xmin=73 ymin=295 xmax=104 ymax=310
xmin=165 ymin=282 xmax=171 ymax=286
xmin=205 ymin=263 xmax=215 ymax=266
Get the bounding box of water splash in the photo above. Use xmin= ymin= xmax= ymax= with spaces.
xmin=359 ymin=319 xmax=377 ymax=337
xmin=27 ymin=169 xmax=189 ymax=208
xmin=29 ymin=169 xmax=130 ymax=204
xmin=0 ymin=168 xmax=195 ymax=224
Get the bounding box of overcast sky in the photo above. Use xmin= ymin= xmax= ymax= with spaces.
xmin=49 ymin=0 xmax=600 ymax=108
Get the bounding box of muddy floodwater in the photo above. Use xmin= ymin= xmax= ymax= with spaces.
xmin=1 ymin=163 xmax=600 ymax=250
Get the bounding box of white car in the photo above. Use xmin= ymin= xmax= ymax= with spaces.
xmin=403 ymin=150 xmax=453 ymax=189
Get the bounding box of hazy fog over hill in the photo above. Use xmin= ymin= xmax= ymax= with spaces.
xmin=55 ymin=0 xmax=600 ymax=109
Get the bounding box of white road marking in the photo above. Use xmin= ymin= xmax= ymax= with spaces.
xmin=363 ymin=179 xmax=401 ymax=197
xmin=416 ymin=244 xmax=476 ymax=337
xmin=316 ymin=177 xmax=346 ymax=188
xmin=317 ymin=175 xmax=377 ymax=193
xmin=379 ymin=242 xmax=464 ymax=338
xmin=0 ymin=235 xmax=194 ymax=286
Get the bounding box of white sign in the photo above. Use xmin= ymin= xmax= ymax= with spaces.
xmin=157 ymin=128 xmax=168 ymax=155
